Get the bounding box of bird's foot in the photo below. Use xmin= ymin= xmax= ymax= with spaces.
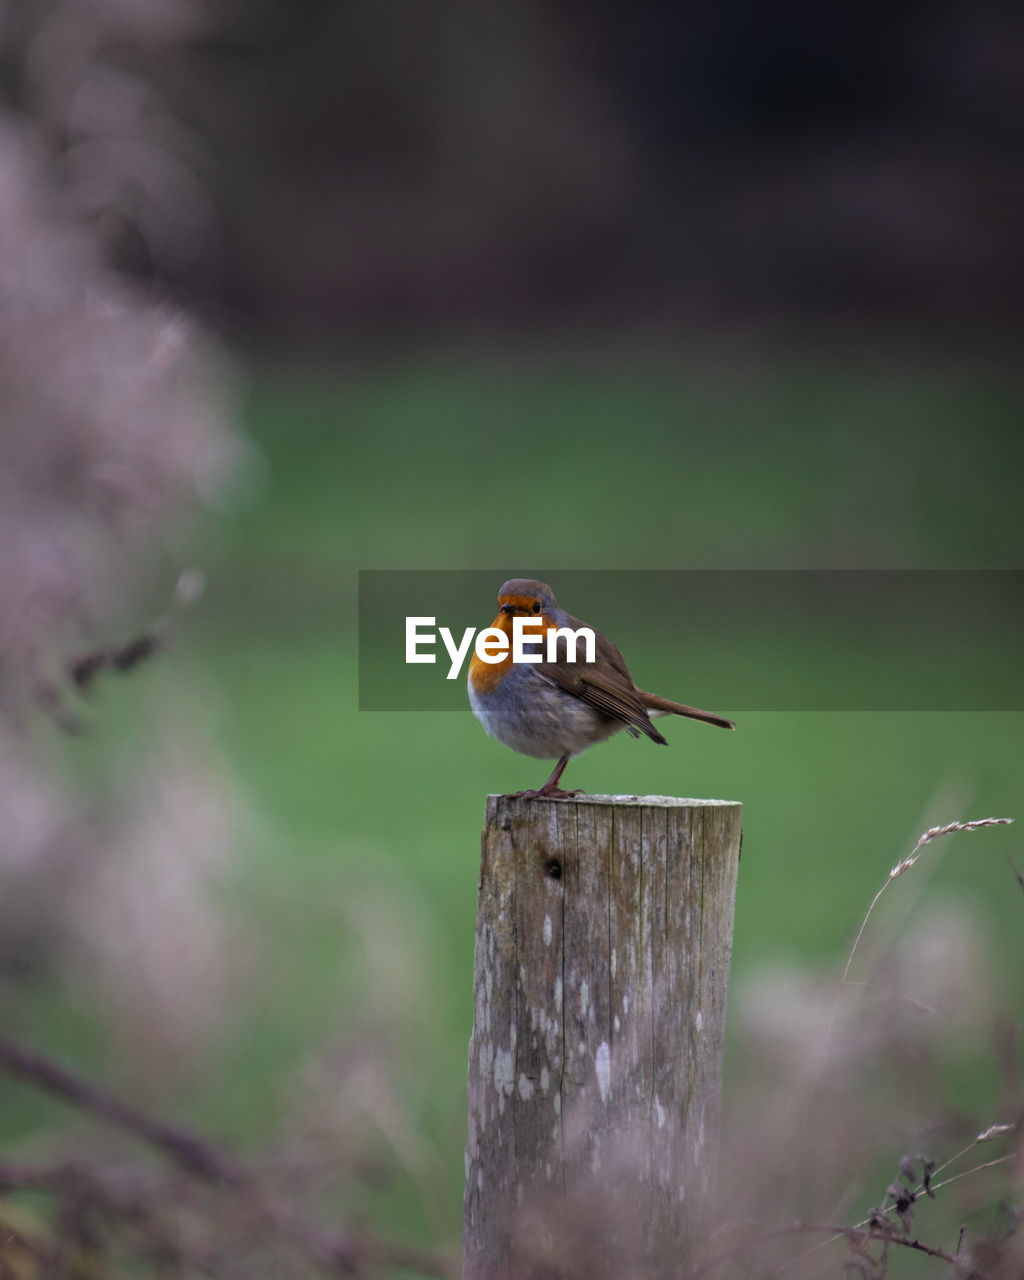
xmin=509 ymin=785 xmax=585 ymax=800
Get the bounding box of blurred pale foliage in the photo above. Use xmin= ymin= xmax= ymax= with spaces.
xmin=68 ymin=718 xmax=242 ymax=1069
xmin=0 ymin=13 xmax=461 ymax=1273
xmin=718 ymin=856 xmax=1020 ymax=1277
xmin=0 ymin=0 xmax=242 ymax=1060
xmin=10 ymin=0 xmax=220 ymax=283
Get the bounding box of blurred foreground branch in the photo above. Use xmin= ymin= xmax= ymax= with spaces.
xmin=0 ymin=1031 xmax=456 ymax=1278
xmin=0 ymin=1033 xmax=242 ymax=1185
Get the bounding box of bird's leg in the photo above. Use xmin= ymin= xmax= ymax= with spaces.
xmin=511 ymin=754 xmax=583 ymax=800
xmin=542 ymin=754 xmax=573 ymax=793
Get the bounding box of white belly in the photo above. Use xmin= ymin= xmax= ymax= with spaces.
xmin=468 ymin=665 xmax=621 ymax=760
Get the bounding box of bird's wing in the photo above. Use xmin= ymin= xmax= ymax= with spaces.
xmin=540 ymin=615 xmax=667 ymax=745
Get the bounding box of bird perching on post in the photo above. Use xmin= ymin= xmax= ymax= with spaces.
xmin=467 ymin=578 xmax=735 ymax=798
xmin=463 ymin=578 xmax=740 ymax=1277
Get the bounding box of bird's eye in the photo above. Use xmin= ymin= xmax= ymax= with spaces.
xmin=532 ymin=602 xmax=541 ymax=614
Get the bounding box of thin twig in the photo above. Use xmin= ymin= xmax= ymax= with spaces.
xmin=928 ymin=1153 xmax=1014 ymax=1194
xmin=825 ymin=818 xmax=1013 ymax=1046
xmin=690 ymin=1217 xmax=961 ymax=1277
xmin=769 ymin=1136 xmax=1017 ymax=1275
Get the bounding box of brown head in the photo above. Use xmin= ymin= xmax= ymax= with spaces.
xmin=469 ymin=579 xmax=560 ymax=695
xmin=496 ymin=578 xmax=558 ymax=618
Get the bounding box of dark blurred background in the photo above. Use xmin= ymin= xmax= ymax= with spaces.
xmin=6 ymin=0 xmax=1024 ymax=342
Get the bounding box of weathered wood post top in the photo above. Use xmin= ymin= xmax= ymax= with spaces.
xmin=464 ymin=792 xmax=742 ymax=1279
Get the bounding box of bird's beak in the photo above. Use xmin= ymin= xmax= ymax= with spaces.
xmin=499 ymin=602 xmax=516 ymax=615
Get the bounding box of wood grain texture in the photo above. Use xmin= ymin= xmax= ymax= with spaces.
xmin=463 ymin=794 xmax=742 ymax=1279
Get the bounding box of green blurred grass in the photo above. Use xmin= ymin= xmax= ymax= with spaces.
xmin=6 ymin=342 xmax=1023 ymax=1256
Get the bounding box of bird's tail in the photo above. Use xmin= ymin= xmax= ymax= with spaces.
xmin=639 ymin=691 xmax=735 ymax=730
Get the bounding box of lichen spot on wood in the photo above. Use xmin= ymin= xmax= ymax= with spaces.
xmin=595 ymin=1041 xmax=611 ymax=1104
xmin=493 ymin=1047 xmax=514 ymax=1110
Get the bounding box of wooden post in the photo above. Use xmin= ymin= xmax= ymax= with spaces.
xmin=463 ymin=793 xmax=742 ymax=1279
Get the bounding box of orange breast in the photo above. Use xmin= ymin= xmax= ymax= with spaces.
xmin=467 ymin=611 xmax=515 ymax=694
xmin=467 ymin=610 xmax=558 ymax=694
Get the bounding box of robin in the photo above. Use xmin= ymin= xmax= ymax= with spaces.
xmin=468 ymin=579 xmax=735 ymax=798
